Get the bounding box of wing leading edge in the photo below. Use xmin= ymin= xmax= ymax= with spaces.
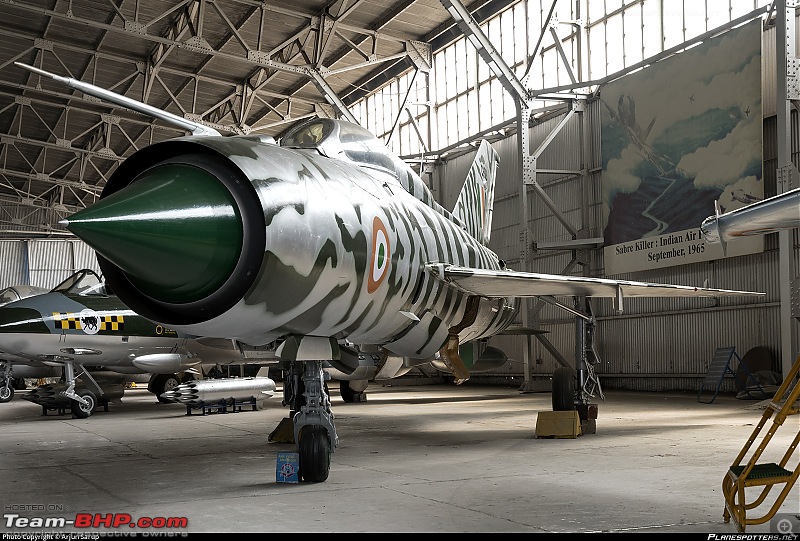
xmin=425 ymin=264 xmax=765 ymax=300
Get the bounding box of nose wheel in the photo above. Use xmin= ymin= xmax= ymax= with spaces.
xmin=298 ymin=424 xmax=332 ymax=482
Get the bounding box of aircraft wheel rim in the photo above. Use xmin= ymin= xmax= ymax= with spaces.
xmin=153 ymin=374 xmax=181 ymax=403
xmin=163 ymin=376 xmax=180 ymax=393
xmin=0 ymin=385 xmax=13 ymax=403
xmin=71 ymin=390 xmax=97 ymax=418
xmin=78 ymin=392 xmax=97 ymax=414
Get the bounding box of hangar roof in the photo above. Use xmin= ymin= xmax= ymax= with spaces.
xmin=0 ymin=0 xmax=511 ymax=235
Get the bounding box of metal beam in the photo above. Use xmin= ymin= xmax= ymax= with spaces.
xmin=5 ymin=0 xmax=410 ymax=123
xmin=438 ymin=0 xmax=528 ymax=102
xmin=776 ymin=0 xmax=800 ymax=376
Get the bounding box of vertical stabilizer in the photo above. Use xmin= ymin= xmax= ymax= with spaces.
xmin=452 ymin=140 xmax=498 ymax=245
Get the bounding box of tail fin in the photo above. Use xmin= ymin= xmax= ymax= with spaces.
xmin=452 ymin=140 xmax=498 ymax=245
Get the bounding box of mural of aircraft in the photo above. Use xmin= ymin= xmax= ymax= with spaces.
xmin=17 ymin=63 xmax=765 ymax=483
xmin=0 ymin=268 xmax=279 ymax=413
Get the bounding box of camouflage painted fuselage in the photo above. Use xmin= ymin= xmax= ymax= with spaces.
xmin=75 ymin=120 xmax=518 ymax=360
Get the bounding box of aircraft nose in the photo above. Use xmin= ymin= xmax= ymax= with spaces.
xmin=62 ymin=159 xmax=243 ymax=304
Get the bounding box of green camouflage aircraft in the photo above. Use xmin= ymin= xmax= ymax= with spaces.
xmin=0 ymin=269 xmax=277 ymax=414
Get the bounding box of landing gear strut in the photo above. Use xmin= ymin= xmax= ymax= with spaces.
xmin=546 ymin=297 xmax=604 ymax=434
xmin=275 ymin=336 xmax=340 ymax=483
xmin=292 ymin=361 xmax=337 ymax=482
xmin=61 ymin=361 xmax=105 ymax=418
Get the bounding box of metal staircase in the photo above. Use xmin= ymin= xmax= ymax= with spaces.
xmin=722 ymin=353 xmax=800 ymax=532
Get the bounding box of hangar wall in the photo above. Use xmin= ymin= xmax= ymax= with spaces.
xmin=0 ymin=239 xmax=99 ymax=290
xmin=433 ymin=23 xmax=797 ymax=392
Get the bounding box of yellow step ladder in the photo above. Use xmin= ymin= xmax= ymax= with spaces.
xmin=722 ymin=353 xmax=800 ymax=532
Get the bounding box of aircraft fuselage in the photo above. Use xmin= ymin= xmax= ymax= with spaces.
xmin=87 ymin=136 xmax=518 ymax=359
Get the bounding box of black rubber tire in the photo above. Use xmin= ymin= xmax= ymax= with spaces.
xmin=339 ymin=380 xmax=366 ymax=403
xmin=150 ymin=374 xmax=182 ymax=403
xmin=552 ymin=367 xmax=576 ymax=411
xmin=339 ymin=380 xmax=355 ymax=403
xmin=71 ymin=390 xmax=97 ymax=419
xmin=0 ymin=384 xmax=13 ymax=403
xmin=298 ymin=424 xmax=331 ymax=483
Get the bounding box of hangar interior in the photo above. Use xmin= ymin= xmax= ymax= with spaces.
xmin=0 ymin=0 xmax=798 ymax=397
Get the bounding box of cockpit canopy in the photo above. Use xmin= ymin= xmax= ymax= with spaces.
xmin=52 ymin=269 xmax=109 ymax=297
xmin=0 ymin=285 xmax=48 ymax=306
xmin=281 ymin=118 xmax=399 ymax=174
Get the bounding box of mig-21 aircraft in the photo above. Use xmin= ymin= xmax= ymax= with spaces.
xmin=0 ymin=268 xmax=279 ymax=414
xmin=16 ymin=62 xmax=764 ymax=482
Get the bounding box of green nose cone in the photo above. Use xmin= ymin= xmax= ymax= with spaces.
xmin=64 ymin=162 xmax=243 ymax=304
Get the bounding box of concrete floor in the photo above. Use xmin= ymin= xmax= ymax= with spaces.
xmin=1 ymin=380 xmax=798 ymax=534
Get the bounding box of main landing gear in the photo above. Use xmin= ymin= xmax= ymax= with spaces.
xmin=548 ymin=297 xmax=604 ymax=434
xmin=61 ymin=361 xmax=105 ymax=419
xmin=0 ymin=362 xmax=14 ymax=403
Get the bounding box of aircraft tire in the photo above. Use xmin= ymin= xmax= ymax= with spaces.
xmin=0 ymin=384 xmax=13 ymax=403
xmin=298 ymin=424 xmax=331 ymax=483
xmin=150 ymin=374 xmax=182 ymax=403
xmin=71 ymin=390 xmax=97 ymax=419
xmin=552 ymin=367 xmax=576 ymax=411
xmin=339 ymin=380 xmax=355 ymax=403
xmin=339 ymin=380 xmax=366 ymax=403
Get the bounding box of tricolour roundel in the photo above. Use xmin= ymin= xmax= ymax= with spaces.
xmin=367 ymin=216 xmax=390 ymax=294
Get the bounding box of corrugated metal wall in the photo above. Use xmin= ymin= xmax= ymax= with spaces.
xmin=0 ymin=241 xmax=27 ymax=287
xmin=435 ymin=89 xmax=792 ymax=392
xmin=0 ymin=238 xmax=100 ymax=289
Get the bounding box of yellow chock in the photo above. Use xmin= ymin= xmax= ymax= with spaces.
xmin=269 ymin=417 xmax=296 ymax=443
xmin=535 ymin=410 xmax=582 ymax=439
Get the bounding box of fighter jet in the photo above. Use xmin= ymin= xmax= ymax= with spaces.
xmin=16 ymin=63 xmax=764 ymax=483
xmin=0 ymin=268 xmax=279 ymax=415
xmin=0 ymin=283 xmax=59 ymax=402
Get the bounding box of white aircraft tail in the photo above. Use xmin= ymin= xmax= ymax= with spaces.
xmin=452 ymin=140 xmax=498 ymax=245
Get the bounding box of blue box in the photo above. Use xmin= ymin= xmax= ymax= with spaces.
xmin=276 ymin=451 xmax=300 ymax=483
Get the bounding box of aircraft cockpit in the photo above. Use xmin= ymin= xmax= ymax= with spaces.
xmin=281 ymin=118 xmax=402 ymax=179
xmin=51 ymin=269 xmax=110 ymax=297
xmin=0 ymin=285 xmax=48 ymax=306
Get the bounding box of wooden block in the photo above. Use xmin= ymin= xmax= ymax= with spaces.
xmin=535 ymin=410 xmax=582 ymax=438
